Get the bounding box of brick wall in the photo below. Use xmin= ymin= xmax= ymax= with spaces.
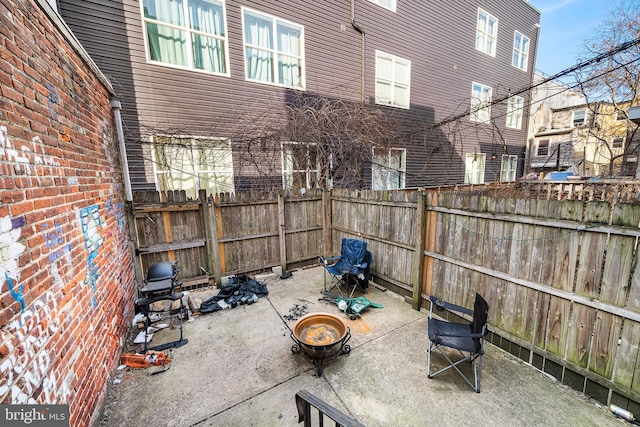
xmin=0 ymin=1 xmax=136 ymax=425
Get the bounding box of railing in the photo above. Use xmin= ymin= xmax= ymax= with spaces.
xmin=295 ymin=390 xmax=365 ymax=427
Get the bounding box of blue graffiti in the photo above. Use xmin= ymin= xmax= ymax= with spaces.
xmin=80 ymin=205 xmax=103 ymax=307
xmin=5 ymin=271 xmax=26 ymax=314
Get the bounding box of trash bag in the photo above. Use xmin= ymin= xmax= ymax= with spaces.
xmin=200 ymin=275 xmax=268 ymax=313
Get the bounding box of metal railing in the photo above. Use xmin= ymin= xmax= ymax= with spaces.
xmin=295 ymin=390 xmax=365 ymax=427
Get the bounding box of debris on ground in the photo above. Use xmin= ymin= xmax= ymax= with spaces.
xmin=200 ymin=275 xmax=269 ymax=313
xmin=283 ymin=303 xmax=308 ymax=322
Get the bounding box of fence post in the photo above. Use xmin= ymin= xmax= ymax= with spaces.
xmin=278 ymin=193 xmax=287 ymax=274
xmin=423 ymin=191 xmax=438 ymax=298
xmin=412 ymin=190 xmax=427 ymax=310
xmin=200 ymin=190 xmax=217 ymax=287
xmin=322 ymin=190 xmax=332 ymax=256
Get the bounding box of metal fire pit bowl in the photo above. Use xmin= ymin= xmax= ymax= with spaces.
xmin=291 ymin=312 xmax=351 ymax=376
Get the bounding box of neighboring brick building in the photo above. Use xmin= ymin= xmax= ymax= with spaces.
xmin=0 ymin=0 xmax=135 ymax=425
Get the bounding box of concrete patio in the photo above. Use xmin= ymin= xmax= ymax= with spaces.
xmin=99 ymin=266 xmax=621 ymax=426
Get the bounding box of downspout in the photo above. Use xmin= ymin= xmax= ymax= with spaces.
xmin=524 ymin=22 xmax=541 ymax=175
xmin=110 ymin=99 xmax=133 ymax=202
xmin=351 ymin=0 xmax=365 ymax=103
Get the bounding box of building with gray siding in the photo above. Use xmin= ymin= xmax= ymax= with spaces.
xmin=56 ymin=0 xmax=540 ymax=196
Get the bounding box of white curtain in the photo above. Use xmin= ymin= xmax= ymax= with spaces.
xmin=244 ymin=12 xmax=273 ymax=82
xmin=190 ymin=0 xmax=226 ymax=73
xmin=277 ymin=23 xmax=300 ymax=86
xmin=144 ymin=0 xmax=187 ymax=66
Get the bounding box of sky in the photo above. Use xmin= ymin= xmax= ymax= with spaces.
xmin=529 ymin=0 xmax=615 ymax=77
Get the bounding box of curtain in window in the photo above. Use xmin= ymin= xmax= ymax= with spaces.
xmin=190 ymin=0 xmax=226 ymax=73
xmin=465 ymin=154 xmax=485 ymax=184
xmin=471 ymin=84 xmax=491 ymax=122
xmin=277 ymin=23 xmax=301 ymax=87
xmin=244 ymin=13 xmax=274 ymax=82
xmin=144 ymin=0 xmax=188 ymax=66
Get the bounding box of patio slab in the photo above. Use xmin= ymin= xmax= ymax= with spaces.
xmin=99 ymin=266 xmax=620 ymax=426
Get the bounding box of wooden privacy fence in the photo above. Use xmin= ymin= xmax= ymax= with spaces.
xmin=425 ymin=189 xmax=640 ymax=410
xmin=130 ymin=181 xmax=640 ymax=409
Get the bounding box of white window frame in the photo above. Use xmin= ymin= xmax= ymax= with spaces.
xmin=242 ymin=7 xmax=305 ymax=89
xmin=281 ymin=142 xmax=320 ymax=190
xmin=512 ymin=31 xmax=529 ymax=71
xmin=465 ymin=153 xmax=486 ymax=184
xmin=470 ymin=82 xmax=492 ymax=123
xmin=141 ymin=0 xmax=230 ymax=76
xmin=535 ymin=139 xmax=550 ymax=157
xmin=152 ymin=135 xmax=235 ymax=198
xmin=367 ymin=0 xmax=396 ymax=12
xmin=572 ymin=110 xmax=586 ymax=127
xmin=506 ymin=95 xmax=524 ymax=129
xmin=372 ymin=147 xmax=406 ymax=190
xmin=475 ymin=8 xmax=498 ymax=57
xmin=375 ymin=50 xmax=411 ymax=109
xmin=500 ymin=155 xmax=518 ymax=182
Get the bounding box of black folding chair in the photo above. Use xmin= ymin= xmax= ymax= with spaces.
xmin=427 ymin=293 xmax=489 ymax=393
xmin=320 ymin=238 xmax=370 ymax=298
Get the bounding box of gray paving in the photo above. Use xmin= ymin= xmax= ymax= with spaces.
xmin=100 ymin=266 xmax=620 ymax=427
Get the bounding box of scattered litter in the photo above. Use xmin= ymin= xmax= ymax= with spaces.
xmin=132 ymin=313 xmax=145 ymax=326
xmin=117 ymin=364 xmax=127 ymax=371
xmin=200 ymin=275 xmax=268 ymax=313
xmin=283 ymin=304 xmax=308 ymax=322
xmin=337 ymin=296 xmax=383 ymax=320
xmin=280 ymin=271 xmax=293 ymax=279
xmin=121 ymin=351 xmax=171 ymax=369
xmin=134 ymin=330 xmax=153 ymax=344
xmin=113 ymin=379 xmax=121 ymax=385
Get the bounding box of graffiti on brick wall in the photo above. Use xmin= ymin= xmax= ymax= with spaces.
xmin=0 ymin=126 xmax=61 ymax=176
xmin=1 ymin=216 xmax=27 ymax=315
xmin=0 ymin=290 xmax=70 ymax=404
xmin=80 ymin=205 xmax=103 ymax=307
xmin=42 ymin=222 xmax=72 ymax=284
xmin=1 ymin=216 xmax=70 ymax=404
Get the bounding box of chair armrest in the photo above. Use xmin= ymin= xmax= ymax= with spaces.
xmin=429 ymin=295 xmax=473 ymax=315
xmin=319 ymin=256 xmax=340 ymax=265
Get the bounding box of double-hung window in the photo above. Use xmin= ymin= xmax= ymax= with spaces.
xmin=471 ymin=82 xmax=492 ymax=123
xmin=375 ymin=50 xmax=411 ymax=109
xmin=536 ymin=139 xmax=549 ymax=156
xmin=512 ymin=31 xmax=529 ymax=71
xmin=572 ymin=110 xmax=586 ymax=127
xmin=243 ymin=8 xmax=304 ymax=89
xmin=500 ymin=155 xmax=518 ymax=182
xmin=476 ymin=8 xmax=498 ymax=57
xmin=153 ymin=136 xmax=234 ymax=198
xmin=372 ymin=148 xmax=406 ymax=190
xmin=367 ymin=0 xmax=396 ymax=12
xmin=282 ymin=142 xmax=320 ymax=189
xmin=612 ymin=136 xmax=625 ymax=150
xmin=465 ymin=153 xmax=486 ymax=184
xmin=506 ymin=95 xmax=524 ymax=129
xmin=142 ymin=0 xmax=228 ymax=75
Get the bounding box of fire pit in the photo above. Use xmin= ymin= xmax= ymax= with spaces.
xmin=291 ymin=312 xmax=351 ymax=376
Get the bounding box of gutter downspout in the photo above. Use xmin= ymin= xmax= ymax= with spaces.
xmin=524 ymin=22 xmax=541 ymax=175
xmin=110 ymin=99 xmax=133 ymax=202
xmin=351 ymin=0 xmax=365 ymax=103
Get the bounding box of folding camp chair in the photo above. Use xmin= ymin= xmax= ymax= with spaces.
xmin=427 ymin=293 xmax=489 ymax=393
xmin=320 ymin=238 xmax=371 ymax=298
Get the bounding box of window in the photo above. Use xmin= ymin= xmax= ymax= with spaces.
xmin=153 ymin=136 xmax=234 ymax=198
xmin=612 ymin=136 xmax=625 ymax=149
xmin=512 ymin=31 xmax=529 ymax=71
xmin=465 ymin=153 xmax=486 ymax=184
xmin=372 ymin=148 xmax=406 ymax=190
xmin=282 ymin=142 xmax=320 ymax=190
xmin=375 ymin=51 xmax=411 ymax=109
xmin=142 ymin=0 xmax=228 ymax=75
xmin=506 ymin=96 xmax=524 ymax=129
xmin=536 ymin=139 xmax=549 ymax=156
xmin=243 ymin=8 xmax=304 ymax=88
xmin=476 ymin=8 xmax=498 ymax=57
xmin=616 ymin=110 xmax=628 ymax=121
xmin=367 ymin=0 xmax=396 ymax=12
xmin=572 ymin=110 xmax=586 ymax=127
xmin=471 ymin=82 xmax=492 ymax=123
xmin=500 ymin=155 xmax=518 ymax=182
